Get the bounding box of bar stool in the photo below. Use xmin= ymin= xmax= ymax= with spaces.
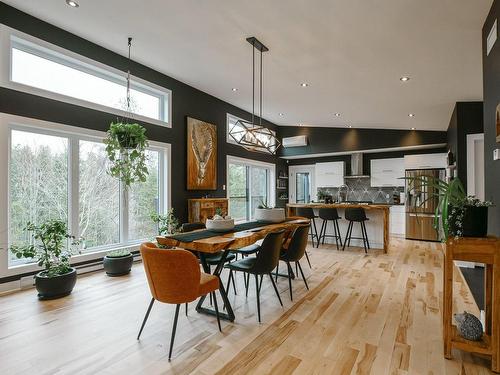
xmin=342 ymin=207 xmax=370 ymax=253
xmin=318 ymin=208 xmax=343 ymax=250
xmin=295 ymin=207 xmax=319 ymax=247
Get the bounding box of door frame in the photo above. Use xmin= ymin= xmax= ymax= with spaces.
xmin=466 ymin=133 xmax=484 ymax=200
xmin=289 ymin=165 xmax=316 ymax=204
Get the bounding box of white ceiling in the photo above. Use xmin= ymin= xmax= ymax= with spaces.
xmin=4 ymin=0 xmax=492 ymax=130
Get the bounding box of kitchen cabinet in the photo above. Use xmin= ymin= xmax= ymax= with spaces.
xmin=389 ymin=205 xmax=405 ymax=235
xmin=404 ymin=153 xmax=447 ymax=170
xmin=315 ymin=161 xmax=344 ymax=188
xmin=370 ymin=158 xmax=405 ymax=187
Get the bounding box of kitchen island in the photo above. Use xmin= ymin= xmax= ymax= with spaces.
xmin=287 ymin=203 xmax=390 ymax=253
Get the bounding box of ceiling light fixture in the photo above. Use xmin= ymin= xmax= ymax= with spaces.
xmin=334 ymin=113 xmax=341 ymax=117
xmin=347 ymin=125 xmax=352 ymax=128
xmin=400 ymin=76 xmax=410 ymax=82
xmin=300 ymin=82 xmax=309 ymax=87
xmin=410 ymin=127 xmax=416 ymax=130
xmin=66 ymin=0 xmax=79 ymax=7
xmin=408 ymin=113 xmax=415 ymax=117
xmin=228 ymin=37 xmax=280 ymax=154
xmin=279 ymin=113 xmax=284 ymax=116
xmin=231 ymin=88 xmax=238 ymax=92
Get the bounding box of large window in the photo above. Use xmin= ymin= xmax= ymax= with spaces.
xmin=226 ymin=113 xmax=277 ymax=152
xmin=227 ymin=156 xmax=275 ymax=222
xmin=8 ymin=125 xmax=170 ymax=266
xmin=6 ymin=32 xmax=171 ymax=126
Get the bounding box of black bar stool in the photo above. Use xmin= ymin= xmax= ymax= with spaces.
xmin=342 ymin=208 xmax=370 ymax=253
xmin=295 ymin=207 xmax=319 ymax=248
xmin=318 ymin=208 xmax=343 ymax=250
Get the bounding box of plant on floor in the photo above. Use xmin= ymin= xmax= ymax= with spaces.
xmin=9 ymin=220 xmax=82 ymax=299
xmin=151 ymin=209 xmax=180 ymax=235
xmin=107 ymin=249 xmax=131 ymax=258
xmin=104 ymin=122 xmax=149 ymax=187
xmin=103 ymin=248 xmax=133 ymax=277
xmin=403 ymin=176 xmax=492 ymax=240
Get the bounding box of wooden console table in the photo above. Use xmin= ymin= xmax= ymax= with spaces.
xmin=443 ymin=236 xmax=500 ymax=372
xmin=188 ymin=198 xmax=228 ymax=224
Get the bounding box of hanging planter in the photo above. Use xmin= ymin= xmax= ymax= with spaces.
xmin=104 ymin=122 xmax=149 ymax=186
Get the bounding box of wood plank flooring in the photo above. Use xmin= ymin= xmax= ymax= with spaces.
xmin=0 ymin=237 xmax=494 ymax=374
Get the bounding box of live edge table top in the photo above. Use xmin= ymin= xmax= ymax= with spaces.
xmin=156 ymin=218 xmax=310 ymax=254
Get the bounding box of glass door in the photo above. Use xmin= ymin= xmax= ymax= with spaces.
xmin=295 ymin=172 xmax=310 ymax=203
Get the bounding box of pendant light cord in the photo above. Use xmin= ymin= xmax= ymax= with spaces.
xmin=251 ymin=40 xmax=255 ymax=126
xmin=259 ymin=48 xmax=263 ymax=127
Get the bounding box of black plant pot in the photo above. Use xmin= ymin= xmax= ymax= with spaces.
xmin=35 ymin=268 xmax=77 ymax=300
xmin=450 ymin=205 xmax=489 ymax=238
xmin=103 ymin=254 xmax=133 ymax=276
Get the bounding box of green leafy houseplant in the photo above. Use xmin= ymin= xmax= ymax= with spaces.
xmin=151 ymin=209 xmax=180 ymax=235
xmin=107 ymin=249 xmax=131 ymax=258
xmin=403 ymin=176 xmax=492 ymax=240
xmin=10 ymin=220 xmax=80 ymax=277
xmin=104 ymin=122 xmax=149 ymax=187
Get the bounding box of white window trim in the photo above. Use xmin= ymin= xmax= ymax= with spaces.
xmin=0 ymin=25 xmax=172 ymax=128
xmin=0 ymin=113 xmax=171 ymax=278
xmin=226 ymin=155 xmax=276 ymax=221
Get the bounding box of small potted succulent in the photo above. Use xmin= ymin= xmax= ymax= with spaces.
xmin=103 ymin=249 xmax=134 ymax=277
xmin=104 ymin=122 xmax=149 ymax=187
xmin=254 ymin=199 xmax=285 ymax=223
xmin=10 ymin=220 xmax=81 ymax=300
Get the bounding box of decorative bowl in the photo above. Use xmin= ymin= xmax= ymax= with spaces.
xmin=206 ymin=218 xmax=235 ymax=232
xmin=254 ymin=208 xmax=285 ymax=223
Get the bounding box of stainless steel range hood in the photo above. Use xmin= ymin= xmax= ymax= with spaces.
xmin=344 ymin=153 xmax=370 ymax=178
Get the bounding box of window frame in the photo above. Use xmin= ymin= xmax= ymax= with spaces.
xmin=0 ymin=25 xmax=172 ymax=128
xmin=226 ymin=155 xmax=276 ymax=222
xmin=0 ymin=113 xmax=171 ymax=277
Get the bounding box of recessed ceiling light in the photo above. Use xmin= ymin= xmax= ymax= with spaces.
xmin=279 ymin=113 xmax=284 ymax=116
xmin=66 ymin=0 xmax=79 ymax=7
xmin=347 ymin=125 xmax=352 ymax=128
xmin=300 ymin=83 xmax=309 ymax=87
xmin=410 ymin=127 xmax=416 ymax=130
xmin=231 ymin=88 xmax=238 ymax=92
xmin=408 ymin=113 xmax=415 ymax=117
xmin=334 ymin=113 xmax=341 ymax=117
xmin=400 ymin=76 xmax=410 ymax=82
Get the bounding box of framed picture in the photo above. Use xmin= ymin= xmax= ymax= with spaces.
xmin=187 ymin=117 xmax=217 ymax=190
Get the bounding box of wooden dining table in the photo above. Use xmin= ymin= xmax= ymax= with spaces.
xmin=156 ymin=218 xmax=310 ymax=322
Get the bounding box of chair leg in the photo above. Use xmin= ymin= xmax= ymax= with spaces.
xmin=312 ymin=218 xmax=319 ymax=248
xmin=286 ymin=261 xmax=293 ymax=301
xmin=185 ymin=303 xmax=188 ymax=316
xmin=211 ymin=292 xmax=222 ymax=332
xmin=363 ymin=221 xmax=370 ymax=249
xmin=333 ymin=220 xmax=339 ymax=250
xmin=268 ymin=273 xmax=283 ymax=307
xmin=168 ymin=304 xmax=181 ymax=361
xmin=343 ymin=221 xmax=352 ymax=250
xmin=322 ymin=220 xmax=327 ymax=245
xmin=295 ymin=261 xmax=298 ymax=275
xmin=255 ymin=274 xmax=261 ymax=323
xmin=137 ymin=298 xmax=155 ymax=340
xmin=347 ymin=222 xmax=353 ymax=247
xmin=297 ymin=261 xmax=309 ymax=290
xmin=245 ymin=273 xmax=250 ymax=297
xmin=318 ymin=219 xmax=326 ymax=246
xmin=259 ymin=274 xmax=263 ymax=293
xmin=336 ymin=220 xmax=343 ymax=249
xmin=304 ymin=251 xmax=312 ymax=268
xmin=275 ymin=261 xmax=279 ymax=281
xmin=361 ymin=222 xmax=368 ymax=253
xmin=230 ymin=270 xmax=237 ymax=295
xmin=226 ymin=270 xmax=233 ymax=296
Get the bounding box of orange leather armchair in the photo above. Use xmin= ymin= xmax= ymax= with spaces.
xmin=137 ymin=242 xmax=222 ymax=360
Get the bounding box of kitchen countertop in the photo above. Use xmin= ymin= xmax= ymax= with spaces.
xmin=286 ymin=203 xmax=390 ymax=210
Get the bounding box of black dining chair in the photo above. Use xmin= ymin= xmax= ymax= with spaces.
xmin=318 ymin=208 xmax=343 ymax=250
xmin=225 ymin=230 xmax=285 ymax=322
xmin=276 ymin=225 xmax=310 ymax=301
xmin=342 ymin=208 xmax=370 ymax=253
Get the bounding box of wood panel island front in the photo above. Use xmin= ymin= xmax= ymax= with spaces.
xmin=286 ymin=203 xmax=390 ymax=253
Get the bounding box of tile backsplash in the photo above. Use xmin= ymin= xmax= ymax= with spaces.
xmin=317 ymin=177 xmax=404 ymax=204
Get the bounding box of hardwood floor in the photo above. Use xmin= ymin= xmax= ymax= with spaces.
xmin=0 ymin=237 xmax=493 ymax=374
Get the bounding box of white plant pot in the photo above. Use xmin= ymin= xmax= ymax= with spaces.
xmin=254 ymin=208 xmax=285 ymax=223
xmin=205 ymin=218 xmax=235 ymax=232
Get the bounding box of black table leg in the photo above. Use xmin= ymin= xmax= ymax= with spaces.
xmin=196 ymin=251 xmax=235 ymax=322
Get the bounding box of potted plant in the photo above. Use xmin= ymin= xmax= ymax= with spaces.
xmin=151 ymin=209 xmax=181 ymax=235
xmin=103 ymin=249 xmax=133 ymax=277
xmin=254 ymin=199 xmax=285 ymax=223
xmin=104 ymin=122 xmax=149 ymax=186
xmin=404 ymin=176 xmax=492 ymax=240
xmin=10 ymin=220 xmax=81 ymax=300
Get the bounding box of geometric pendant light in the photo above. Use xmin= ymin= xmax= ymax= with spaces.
xmin=229 ymin=37 xmax=281 ymax=155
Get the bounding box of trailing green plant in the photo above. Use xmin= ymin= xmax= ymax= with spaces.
xmin=106 ymin=249 xmax=131 ymax=258
xmin=403 ymin=176 xmax=492 ymax=240
xmin=104 ymin=122 xmax=149 ymax=187
xmin=9 ymin=220 xmax=81 ymax=277
xmin=151 ymin=209 xmax=180 ymax=235
xmin=215 ymin=207 xmax=224 ymax=217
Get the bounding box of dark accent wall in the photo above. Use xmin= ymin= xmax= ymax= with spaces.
xmin=278 ymin=126 xmax=447 ymax=158
xmin=483 ymin=0 xmax=500 ymax=236
xmin=446 ymin=102 xmax=484 ymax=191
xmin=0 ymin=2 xmax=279 ymax=223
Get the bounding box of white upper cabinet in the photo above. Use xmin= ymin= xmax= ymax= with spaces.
xmin=315 ymin=161 xmax=344 ymax=187
xmin=370 ymin=158 xmax=405 ymax=187
xmin=404 ymin=153 xmax=447 ymax=170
